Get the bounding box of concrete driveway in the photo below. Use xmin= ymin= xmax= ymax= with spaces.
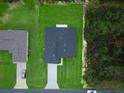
xmin=45 ymin=64 xmax=59 ymax=89
xmin=14 ymin=62 xmax=28 ymax=89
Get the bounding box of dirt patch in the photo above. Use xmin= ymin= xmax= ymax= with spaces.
xmin=114 ymin=37 xmax=124 ymax=48
xmin=97 ymin=80 xmax=124 ymax=89
xmin=8 ymin=0 xmax=24 ymax=10
xmin=1 ymin=14 xmax=9 ymax=23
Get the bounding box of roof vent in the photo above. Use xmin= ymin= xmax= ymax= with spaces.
xmin=56 ymin=24 xmax=68 ymax=28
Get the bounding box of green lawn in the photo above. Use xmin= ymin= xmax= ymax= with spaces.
xmin=0 ymin=2 xmax=8 ymax=24
xmin=0 ymin=5 xmax=47 ymax=89
xmin=0 ymin=2 xmax=8 ymax=17
xmin=0 ymin=51 xmax=16 ymax=88
xmin=39 ymin=4 xmax=83 ymax=89
xmin=0 ymin=3 xmax=83 ymax=89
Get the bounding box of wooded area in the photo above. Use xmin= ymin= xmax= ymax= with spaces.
xmin=0 ymin=0 xmax=84 ymax=3
xmin=84 ymin=2 xmax=124 ymax=88
xmin=89 ymin=0 xmax=124 ymax=3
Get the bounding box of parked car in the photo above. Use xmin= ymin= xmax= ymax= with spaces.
xmin=22 ymin=69 xmax=26 ymax=79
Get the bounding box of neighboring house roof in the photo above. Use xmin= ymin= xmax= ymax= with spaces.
xmin=45 ymin=27 xmax=76 ymax=64
xmin=0 ymin=30 xmax=28 ymax=62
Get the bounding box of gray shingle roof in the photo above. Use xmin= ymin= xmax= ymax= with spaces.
xmin=45 ymin=27 xmax=76 ymax=64
xmin=0 ymin=30 xmax=28 ymax=62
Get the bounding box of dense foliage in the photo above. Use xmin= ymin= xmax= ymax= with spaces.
xmin=38 ymin=0 xmax=77 ymax=3
xmin=89 ymin=0 xmax=124 ymax=3
xmin=2 ymin=0 xmax=19 ymax=3
xmin=84 ymin=5 xmax=124 ymax=87
xmin=1 ymin=0 xmax=83 ymax=3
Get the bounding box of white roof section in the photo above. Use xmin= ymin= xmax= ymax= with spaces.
xmin=56 ymin=24 xmax=68 ymax=28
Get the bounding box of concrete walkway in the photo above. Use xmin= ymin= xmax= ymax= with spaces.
xmin=45 ymin=64 xmax=59 ymax=89
xmin=14 ymin=62 xmax=28 ymax=89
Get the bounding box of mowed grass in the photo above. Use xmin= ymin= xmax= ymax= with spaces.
xmin=0 ymin=2 xmax=8 ymax=24
xmin=0 ymin=2 xmax=8 ymax=17
xmin=39 ymin=4 xmax=83 ymax=89
xmin=0 ymin=51 xmax=16 ymax=88
xmin=0 ymin=4 xmax=83 ymax=89
xmin=0 ymin=5 xmax=47 ymax=89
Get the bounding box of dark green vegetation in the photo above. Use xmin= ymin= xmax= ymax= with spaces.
xmin=0 ymin=2 xmax=83 ymax=89
xmin=1 ymin=0 xmax=84 ymax=4
xmin=3 ymin=0 xmax=19 ymax=3
xmin=40 ymin=4 xmax=83 ymax=89
xmin=84 ymin=3 xmax=124 ymax=89
xmin=0 ymin=51 xmax=16 ymax=88
xmin=89 ymin=0 xmax=124 ymax=3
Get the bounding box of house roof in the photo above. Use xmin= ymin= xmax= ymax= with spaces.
xmin=0 ymin=30 xmax=28 ymax=62
xmin=45 ymin=27 xmax=76 ymax=64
